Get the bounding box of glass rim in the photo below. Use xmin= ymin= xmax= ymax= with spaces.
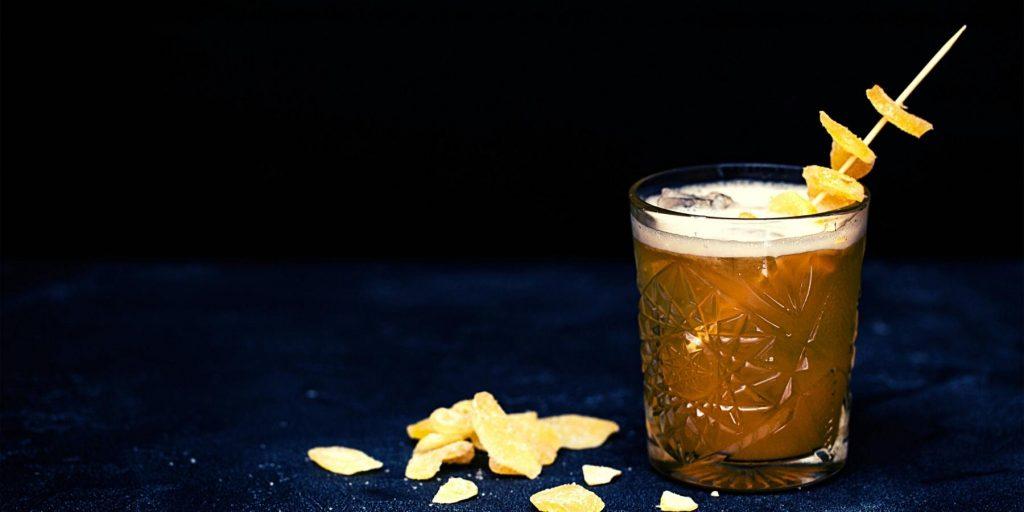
xmin=629 ymin=163 xmax=870 ymax=222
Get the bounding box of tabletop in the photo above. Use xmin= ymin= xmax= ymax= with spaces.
xmin=1 ymin=261 xmax=1021 ymax=511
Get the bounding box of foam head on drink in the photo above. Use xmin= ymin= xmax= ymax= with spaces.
xmin=633 ymin=178 xmax=865 ymax=490
xmin=632 ymin=180 xmax=866 ymax=259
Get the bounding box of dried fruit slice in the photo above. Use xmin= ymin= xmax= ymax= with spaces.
xmin=540 ymin=415 xmax=620 ymax=450
xmin=819 ymin=111 xmax=876 ymax=164
xmin=477 ymin=414 xmax=549 ymax=455
xmin=803 ymin=165 xmax=865 ymax=207
xmin=507 ymin=413 xmax=560 ymax=465
xmin=407 ymin=418 xmax=434 ymax=439
xmin=471 ymin=392 xmax=542 ymax=479
xmin=470 ymin=432 xmax=485 ymax=451
xmin=866 ymin=85 xmax=933 ymax=138
xmin=829 ymin=142 xmax=874 ymax=179
xmin=414 ymin=431 xmax=469 ymax=453
xmin=657 ymin=491 xmax=698 ymax=511
xmin=768 ymin=191 xmax=817 ymax=216
xmin=509 ymin=411 xmax=539 ymax=421
xmin=405 ymin=441 xmax=475 ymax=480
xmin=307 ymin=446 xmax=383 ymax=476
xmin=487 ymin=458 xmax=520 ymax=475
xmin=582 ymin=465 xmax=621 ymax=486
xmin=407 ymin=398 xmax=474 ymax=441
xmin=446 ymin=445 xmax=475 ymax=465
xmin=429 ymin=406 xmax=473 ymax=436
xmin=451 ymin=399 xmax=474 ymax=415
xmin=530 ymin=483 xmax=605 ymax=512
xmin=432 ymin=477 xmax=479 ymax=504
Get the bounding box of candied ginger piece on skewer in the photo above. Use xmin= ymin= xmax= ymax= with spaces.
xmin=819 ymin=111 xmax=876 ymax=164
xmin=828 ymin=26 xmax=964 ymax=179
xmin=803 ymin=165 xmax=865 ymax=209
xmin=768 ymin=191 xmax=817 ymax=216
xmin=866 ymin=85 xmax=934 ymax=138
xmin=829 ymin=142 xmax=874 ymax=179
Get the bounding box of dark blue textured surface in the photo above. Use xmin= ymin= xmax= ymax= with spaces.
xmin=1 ymin=262 xmax=1022 ymax=511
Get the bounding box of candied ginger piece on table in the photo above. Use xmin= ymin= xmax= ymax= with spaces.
xmin=405 ymin=440 xmax=475 ymax=480
xmin=451 ymin=399 xmax=473 ymax=414
xmin=582 ymin=464 xmax=621 ymax=486
xmin=768 ymin=191 xmax=817 ymax=216
xmin=471 ymin=392 xmax=542 ymax=479
xmin=866 ymin=85 xmax=934 ymax=138
xmin=445 ymin=444 xmax=475 ymax=465
xmin=487 ymin=458 xmax=521 ymax=475
xmin=407 ymin=398 xmax=474 ymax=440
xmin=415 ymin=431 xmax=470 ymax=453
xmin=307 ymin=446 xmax=383 ymax=475
xmin=507 ymin=412 xmax=560 ymax=465
xmin=540 ymin=415 xmax=620 ymax=450
xmin=829 ymin=142 xmax=874 ymax=179
xmin=406 ymin=417 xmax=433 ymax=439
xmin=429 ymin=406 xmax=473 ymax=436
xmin=803 ymin=165 xmax=865 ymax=206
xmin=509 ymin=411 xmax=539 ymax=421
xmin=819 ymin=111 xmax=876 ymax=164
xmin=530 ymin=483 xmax=605 ymax=512
xmin=470 ymin=405 xmax=538 ymax=453
xmin=432 ymin=477 xmax=479 ymax=504
xmin=657 ymin=491 xmax=698 ymax=511
xmin=470 ymin=432 xmax=485 ymax=451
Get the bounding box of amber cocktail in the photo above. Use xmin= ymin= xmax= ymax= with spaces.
xmin=630 ymin=164 xmax=868 ymax=491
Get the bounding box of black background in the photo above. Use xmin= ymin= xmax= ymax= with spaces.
xmin=3 ymin=1 xmax=1022 ymax=261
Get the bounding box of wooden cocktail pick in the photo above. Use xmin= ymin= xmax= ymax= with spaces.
xmin=811 ymin=25 xmax=966 ymax=206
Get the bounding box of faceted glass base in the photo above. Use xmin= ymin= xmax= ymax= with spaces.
xmin=647 ymin=440 xmax=847 ymax=492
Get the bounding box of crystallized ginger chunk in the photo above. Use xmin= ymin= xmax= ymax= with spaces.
xmin=473 ymin=412 xmax=533 ymax=454
xmin=407 ymin=398 xmax=474 ymax=441
xmin=829 ymin=142 xmax=874 ymax=179
xmin=472 ymin=392 xmax=543 ymax=479
xmin=429 ymin=406 xmax=473 ymax=436
xmin=406 ymin=418 xmax=434 ymax=440
xmin=414 ymin=431 xmax=470 ymax=453
xmin=803 ymin=165 xmax=865 ymax=207
xmin=450 ymin=399 xmax=474 ymax=415
xmin=530 ymin=483 xmax=605 ymax=512
xmin=657 ymin=491 xmax=698 ymax=511
xmin=768 ymin=191 xmax=817 ymax=216
xmin=866 ymin=85 xmax=933 ymax=138
xmin=507 ymin=412 xmax=561 ymax=465
xmin=582 ymin=464 xmax=621 ymax=486
xmin=432 ymin=477 xmax=479 ymax=504
xmin=405 ymin=440 xmax=475 ymax=480
xmin=819 ymin=111 xmax=876 ymax=164
xmin=487 ymin=458 xmax=521 ymax=475
xmin=540 ymin=415 xmax=620 ymax=450
xmin=470 ymin=432 xmax=485 ymax=451
xmin=307 ymin=446 xmax=383 ymax=475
